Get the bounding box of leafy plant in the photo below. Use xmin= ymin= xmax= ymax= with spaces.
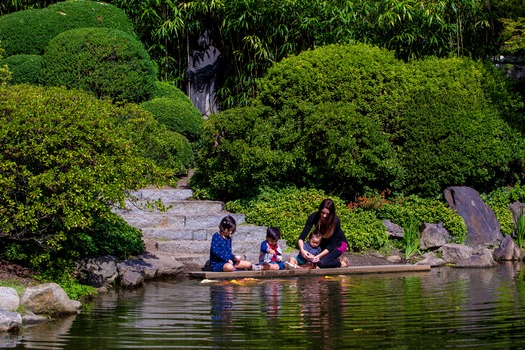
xmin=403 ymin=221 xmax=420 ymax=259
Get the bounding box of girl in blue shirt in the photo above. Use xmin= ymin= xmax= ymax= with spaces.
xmin=209 ymin=215 xmax=252 ymax=272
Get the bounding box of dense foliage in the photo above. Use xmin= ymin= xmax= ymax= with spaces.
xmin=44 ymin=27 xmax=157 ymax=102
xmin=0 ymin=84 xmax=166 ymax=270
xmin=141 ymin=97 xmax=203 ymax=141
xmin=0 ymin=1 xmax=134 ymax=57
xmin=0 ymin=54 xmax=45 ymax=84
xmin=193 ymin=43 xmax=525 ymax=200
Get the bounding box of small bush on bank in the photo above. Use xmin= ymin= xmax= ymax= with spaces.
xmin=0 ymin=1 xmax=134 ymax=57
xmin=141 ymin=97 xmax=203 ymax=141
xmin=0 ymin=54 xmax=45 ymax=84
xmin=44 ymin=27 xmax=157 ymax=102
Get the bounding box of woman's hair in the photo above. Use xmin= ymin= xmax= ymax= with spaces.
xmin=315 ymin=198 xmax=337 ymax=237
xmin=219 ymin=215 xmax=236 ymax=233
xmin=266 ymin=227 xmax=281 ymax=241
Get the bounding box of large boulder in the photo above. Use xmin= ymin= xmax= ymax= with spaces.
xmin=0 ymin=287 xmax=19 ymax=311
xmin=493 ymin=235 xmax=521 ymax=261
xmin=444 ymin=186 xmax=503 ymax=247
xmin=20 ymin=283 xmax=81 ymax=316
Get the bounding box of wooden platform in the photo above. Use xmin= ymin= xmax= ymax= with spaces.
xmin=189 ymin=264 xmax=431 ymax=280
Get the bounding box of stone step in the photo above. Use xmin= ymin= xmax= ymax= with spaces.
xmin=128 ymin=187 xmax=194 ymax=201
xmin=116 ymin=200 xmax=224 ymax=215
xmin=141 ymin=225 xmax=267 ymax=242
xmin=119 ymin=212 xmax=245 ymax=229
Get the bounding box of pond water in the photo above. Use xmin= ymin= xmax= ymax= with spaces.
xmin=3 ymin=263 xmax=525 ymax=349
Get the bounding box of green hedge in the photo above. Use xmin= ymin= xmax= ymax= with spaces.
xmin=114 ymin=103 xmax=194 ymax=175
xmin=141 ymin=97 xmax=203 ymax=141
xmin=152 ymin=81 xmax=189 ymax=100
xmin=193 ymin=43 xmax=525 ymax=201
xmin=0 ymin=84 xmax=164 ymax=269
xmin=0 ymin=1 xmax=134 ymax=56
xmin=0 ymin=54 xmax=45 ymax=84
xmin=44 ymin=27 xmax=157 ymax=102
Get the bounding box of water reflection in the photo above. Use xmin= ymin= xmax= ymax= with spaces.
xmin=6 ymin=265 xmax=525 ymax=349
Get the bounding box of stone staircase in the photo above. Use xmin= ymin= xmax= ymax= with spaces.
xmin=114 ymin=187 xmax=286 ymax=269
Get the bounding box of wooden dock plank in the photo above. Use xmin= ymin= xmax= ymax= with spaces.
xmin=189 ymin=264 xmax=431 ymax=280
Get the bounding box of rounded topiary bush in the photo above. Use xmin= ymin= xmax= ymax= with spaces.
xmin=44 ymin=27 xmax=157 ymax=102
xmin=152 ymin=81 xmax=190 ymax=100
xmin=0 ymin=54 xmax=45 ymax=84
xmin=0 ymin=1 xmax=135 ymax=57
xmin=141 ymin=97 xmax=203 ymax=141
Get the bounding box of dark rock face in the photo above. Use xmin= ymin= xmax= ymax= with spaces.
xmin=444 ymin=186 xmax=503 ymax=247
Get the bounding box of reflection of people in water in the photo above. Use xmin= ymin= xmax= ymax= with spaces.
xmin=187 ymin=29 xmax=220 ymax=117
xmin=260 ymin=280 xmax=283 ymax=325
xmin=210 ymin=283 xmax=234 ymax=326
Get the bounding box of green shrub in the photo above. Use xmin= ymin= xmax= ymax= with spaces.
xmin=70 ymin=212 xmax=145 ymax=259
xmin=481 ymin=185 xmax=525 ymax=236
xmin=0 ymin=54 xmax=45 ymax=84
xmin=0 ymin=1 xmax=134 ymax=57
xmin=115 ymin=103 xmax=194 ymax=175
xmin=375 ymin=195 xmax=467 ymax=243
xmin=141 ymin=97 xmax=203 ymax=141
xmin=226 ymin=187 xmax=389 ymax=251
xmin=194 ymin=43 xmax=525 ymax=201
xmin=398 ymin=57 xmax=525 ymax=196
xmin=44 ymin=27 xmax=157 ymax=102
xmin=0 ymin=84 xmax=165 ymax=270
xmin=192 ymin=105 xmax=298 ymax=200
xmin=152 ymin=81 xmax=189 ymax=100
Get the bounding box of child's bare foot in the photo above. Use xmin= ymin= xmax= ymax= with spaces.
xmin=340 ymin=256 xmax=350 ymax=268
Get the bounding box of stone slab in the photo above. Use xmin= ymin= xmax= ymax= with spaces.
xmin=189 ymin=264 xmax=431 ymax=280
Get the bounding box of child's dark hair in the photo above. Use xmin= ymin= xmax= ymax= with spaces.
xmin=266 ymin=227 xmax=281 ymax=240
xmin=309 ymin=231 xmax=322 ymax=240
xmin=219 ymin=215 xmax=236 ymax=233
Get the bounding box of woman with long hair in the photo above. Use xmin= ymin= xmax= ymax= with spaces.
xmin=295 ymin=199 xmax=349 ymax=268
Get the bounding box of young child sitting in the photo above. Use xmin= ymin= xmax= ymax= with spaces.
xmin=209 ymin=215 xmax=252 ymax=272
xmin=258 ymin=227 xmax=284 ymax=270
xmin=285 ymin=232 xmax=322 ymax=269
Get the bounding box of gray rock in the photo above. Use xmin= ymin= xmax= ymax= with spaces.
xmin=419 ymin=223 xmax=452 ymax=250
xmin=383 ymin=220 xmax=404 ymax=239
xmin=120 ymin=271 xmax=144 ymax=289
xmin=0 ymin=310 xmax=22 ymax=333
xmin=76 ymin=256 xmax=118 ymax=288
xmin=0 ymin=287 xmax=19 ymax=311
xmin=441 ymin=243 xmax=473 ymax=263
xmin=20 ymin=283 xmax=80 ymax=315
xmin=493 ymin=235 xmax=521 ymax=261
xmin=508 ymin=201 xmax=525 ymax=224
xmin=455 ymin=248 xmax=497 ymax=268
xmin=22 ymin=312 xmax=48 ymax=326
xmin=415 ymin=252 xmax=447 ymax=267
xmin=444 ymin=186 xmax=503 ymax=247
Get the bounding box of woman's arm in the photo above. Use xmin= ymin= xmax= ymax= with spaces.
xmin=298 ymin=212 xmax=317 ymax=259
